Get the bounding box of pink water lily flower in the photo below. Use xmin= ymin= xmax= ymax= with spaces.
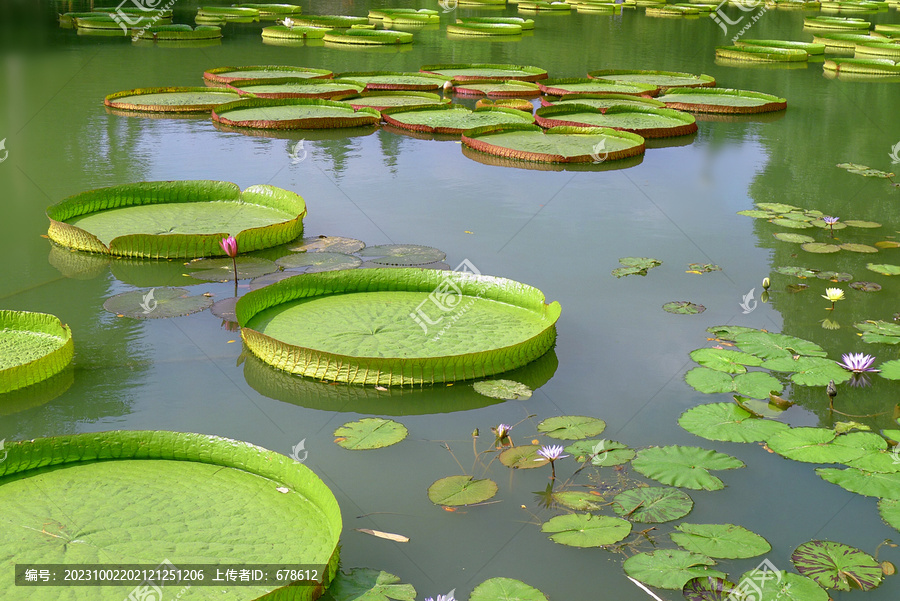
xmin=220 ymin=235 xmax=238 ymax=258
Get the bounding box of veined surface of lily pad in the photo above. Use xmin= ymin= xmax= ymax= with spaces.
xmin=187 ymin=257 xmax=280 ymax=281
xmin=447 ymin=22 xmax=524 ymax=36
xmin=587 ymin=69 xmax=715 ymax=90
xmin=227 ymin=78 xmax=364 ymax=99
xmin=658 ymin=87 xmax=787 ymax=114
xmin=552 ymin=490 xmax=605 ymax=511
xmin=0 ymin=431 xmax=342 ymax=599
xmin=678 ymin=403 xmax=789 ymax=442
xmin=849 ymin=281 xmax=882 ymax=292
xmin=462 ymin=124 xmax=645 ymax=164
xmin=854 ymin=320 xmax=900 ymax=343
xmin=682 ymin=577 xmax=742 ymax=601
xmin=275 ymin=252 xmax=362 ymax=273
xmin=564 ymin=439 xmax=635 ymax=466
xmin=212 ymin=98 xmax=381 ymax=129
xmin=774 ymin=232 xmax=816 ymax=243
xmin=706 ymin=325 xmax=760 ymax=339
xmin=537 ymin=415 xmax=606 ymax=439
xmin=768 ymin=428 xmax=885 ymax=463
xmin=547 ymin=94 xmax=666 ymax=112
xmin=337 ymin=71 xmax=450 ymax=91
xmin=427 ymin=475 xmax=498 ymax=506
xmin=761 ymin=356 xmax=851 ymax=386
xmin=323 ymin=29 xmax=413 ymax=45
xmin=612 ymin=256 xmax=662 ymax=277
xmin=663 ymin=301 xmax=706 ymax=314
xmin=623 ymin=549 xmax=726 ymax=590
xmin=326 ymin=568 xmax=416 ymax=601
xmin=357 ymin=244 xmax=446 ymax=266
xmin=103 ymin=287 xmax=214 ymax=318
xmin=204 ymin=65 xmax=333 ymax=84
xmin=341 ymin=92 xmax=449 ymax=111
xmin=451 ymin=80 xmax=541 ymax=98
xmin=236 ymin=268 xmax=561 ymax=385
xmin=46 ymin=181 xmax=306 ymax=259
xmin=671 ymin=523 xmax=771 ymax=559
xmin=632 ymin=445 xmax=744 ymax=490
xmin=0 ymin=311 xmax=74 ymax=394
xmin=684 ymin=367 xmax=783 ymax=399
xmin=817 ymin=467 xmax=900 ymax=498
xmin=612 ymin=486 xmax=693 ymax=523
xmin=689 ymin=348 xmax=764 ymax=373
xmin=866 ymin=263 xmax=900 ymax=275
xmin=880 ymin=359 xmax=900 ymax=380
xmin=716 ymin=45 xmax=810 ymax=62
xmin=104 ymin=87 xmax=241 ymax=112
xmin=734 ymin=330 xmax=826 ymax=359
xmin=381 ymin=105 xmax=534 ymax=135
xmin=472 ymin=379 xmax=533 ymax=399
xmin=541 ymin=513 xmax=632 ymax=547
xmin=289 ymin=236 xmax=365 ymax=254
xmin=539 ymin=78 xmax=658 ymax=96
xmin=333 ymin=417 xmax=408 ymax=449
xmin=735 ymin=569 xmax=829 ymax=601
xmin=420 ymin=63 xmax=548 ymax=82
xmin=535 ymin=105 xmax=697 ymax=138
xmin=791 ymin=540 xmax=883 ymax=591
xmin=469 ymin=577 xmax=548 ymax=601
xmin=499 ymin=445 xmax=546 ymax=469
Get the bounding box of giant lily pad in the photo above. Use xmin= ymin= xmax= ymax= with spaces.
xmin=684 ymin=367 xmax=783 ymax=399
xmin=260 ymin=25 xmax=331 ymax=40
xmin=212 ymin=98 xmax=381 ymax=129
xmin=0 ymin=431 xmax=342 ymax=598
xmin=427 ymin=475 xmax=498 ymax=506
xmin=541 ymin=513 xmax=632 ymax=547
xmin=469 ymin=578 xmax=548 ymax=601
xmin=333 ymin=417 xmax=408 ymax=450
xmin=671 ymin=523 xmax=771 ymax=559
xmin=791 ymin=540 xmax=883 ymax=591
xmin=587 ymin=69 xmax=715 ymax=90
xmin=817 ymin=467 xmax=900 ymax=498
xmin=0 ymin=311 xmax=74 ymax=394
xmin=235 ymin=268 xmax=561 ymax=385
xmin=546 ymin=93 xmax=666 ymax=111
xmin=539 ymin=78 xmax=659 ymax=96
xmin=537 ymin=415 xmax=606 ymax=439
xmin=462 ymin=124 xmax=645 ymax=164
xmin=337 ymin=71 xmax=450 ymax=91
xmin=323 ymin=29 xmax=413 ymax=45
xmin=623 ymin=550 xmax=726 ymax=590
xmin=326 ymin=568 xmax=416 ymax=601
xmin=612 ymin=487 xmax=693 ymax=523
xmin=631 ymin=445 xmax=744 ymax=490
xmin=420 ymin=63 xmax=548 ymax=82
xmin=294 ymin=15 xmax=368 ymax=27
xmin=104 ymin=87 xmax=241 ymax=112
xmin=450 ymin=80 xmax=542 ymax=98
xmin=447 ymin=22 xmax=524 ymax=36
xmin=341 ymin=92 xmax=449 ymax=112
xmin=381 ymin=105 xmax=534 ymax=135
xmin=46 ymin=181 xmax=306 ymax=259
xmin=102 ymin=287 xmax=214 ymax=318
xmin=534 ymin=105 xmax=697 ymax=139
xmin=227 ymin=78 xmax=364 ymax=99
xmin=678 ymin=403 xmax=789 ymax=442
xmin=204 ymin=66 xmax=333 ymax=84
xmin=716 ymin=45 xmax=809 ymax=62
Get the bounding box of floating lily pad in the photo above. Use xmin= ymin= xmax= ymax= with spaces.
xmin=612 ymin=256 xmax=662 ymax=277
xmin=689 ymin=348 xmax=764 ymax=374
xmin=810 ymin=218 xmax=847 ymax=230
xmin=534 ymin=105 xmax=697 ymax=139
xmin=421 ymin=63 xmax=549 ymax=82
xmin=686 ymin=263 xmax=721 ymax=274
xmin=381 ymin=104 xmax=534 ymax=135
xmin=553 ymin=490 xmax=605 ymax=511
xmin=774 ymin=232 xmax=816 ymax=243
xmin=761 ymin=356 xmax=852 ymax=386
xmin=706 ymin=325 xmax=759 ymax=340
xmin=802 ymin=242 xmax=842 ymax=253
xmin=786 ymin=284 xmax=809 ymax=293
xmin=228 ymin=78 xmax=364 ymax=99
xmin=880 ymin=359 xmax=900 ymax=380
xmin=499 ymin=445 xmax=546 ymax=469
xmin=541 ymin=513 xmax=632 ymax=547
xmin=682 ymin=577 xmax=742 ymax=601
xmin=671 ymin=523 xmax=771 ymax=559
xmin=469 ymin=578 xmax=548 ymax=601
xmin=840 ymin=243 xmax=879 ymax=253
xmin=875 ymin=240 xmax=900 ymax=249
xmin=588 ymin=69 xmax=715 ymax=90
xmin=844 ymin=220 xmax=881 ymax=228
xmin=612 ymin=487 xmax=693 ymax=523
xmin=104 ymin=87 xmax=241 ymax=112
xmin=288 ymin=236 xmax=366 ymax=254
xmin=548 ymin=93 xmax=666 ymax=111
xmin=47 ymin=181 xmax=306 ymax=259
xmin=632 ymin=445 xmax=744 ymax=490
xmin=213 ymin=98 xmax=381 ymax=129
xmin=849 ymin=281 xmax=882 ymax=292
xmin=357 ymin=244 xmax=446 ymax=266
xmin=324 ymin=29 xmax=413 ymax=45
xmin=734 ymin=331 xmax=826 ymax=359
xmin=659 ymin=87 xmax=788 ymax=114
xmin=462 ymin=124 xmax=646 ymax=164
xmin=878 ymin=498 xmax=900 ymax=532
xmin=768 ymin=428 xmax=886 ymax=464
xmin=342 ymin=92 xmax=449 ymax=112
xmin=0 ymin=311 xmax=74 ymax=394
xmin=684 ymin=367 xmax=783 ymax=399
xmin=738 ymin=209 xmax=776 ymax=218
xmin=846 ymin=448 xmax=900 ymax=473
xmin=102 ymin=287 xmax=214 ymax=318
xmin=775 ymin=266 xmax=818 ymax=278
xmin=717 ymin=44 xmax=810 ymax=62
xmin=867 ymin=263 xmax=900 ymax=276
xmin=757 ymin=202 xmax=801 ymax=212
xmin=333 ymin=417 xmax=408 ymax=450
xmin=326 ymin=568 xmax=416 ymax=601
xmin=204 ymin=65 xmax=333 ymax=84
xmin=540 ymin=78 xmax=658 ymax=96
xmin=472 ymin=379 xmax=533 ymax=400
xmin=817 ymin=467 xmax=900 ymax=498
xmin=791 ymin=540 xmax=883 ymax=591
xmin=427 ymin=475 xmax=498 ymax=506
xmin=734 ymin=570 xmax=829 ymax=601
xmin=565 ymin=439 xmax=635 ymax=466
xmin=678 ymin=403 xmax=789 ymax=442
xmin=772 ymin=218 xmax=815 ymax=229
xmin=816 ymin=271 xmax=852 ymax=282
xmin=210 ymin=296 xmax=238 ymax=322
xmin=451 ymin=80 xmax=541 ymax=97
xmin=537 ymin=415 xmax=606 ymax=440
xmin=187 ymin=257 xmax=279 ymax=281
xmin=663 ymin=301 xmax=706 ymax=315
xmin=855 ymin=320 xmax=900 ymax=343
xmin=338 ymin=71 xmax=449 ymax=91
xmin=623 ymin=550 xmax=726 ymax=590
xmin=275 ymin=251 xmax=362 ymax=272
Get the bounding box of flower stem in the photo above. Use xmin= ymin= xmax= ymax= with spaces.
xmin=232 ymin=256 xmax=238 ymax=297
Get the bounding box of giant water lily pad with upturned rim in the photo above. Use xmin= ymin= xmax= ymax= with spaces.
xmin=658 ymin=88 xmax=788 ymax=113
xmin=0 ymin=430 xmax=342 ymax=600
xmin=46 ymin=180 xmax=306 ymax=259
xmin=381 ymin=104 xmax=534 ymax=135
xmin=336 ymin=71 xmax=449 ymax=90
xmin=587 ymin=69 xmax=715 ymax=90
xmin=235 ymin=268 xmax=561 ymax=386
xmin=450 ymin=79 xmax=542 ymax=98
xmin=462 ymin=124 xmax=645 ymax=164
xmin=447 ymin=22 xmax=523 ymax=36
xmin=541 ymin=93 xmax=666 ymax=111
xmin=737 ymin=39 xmax=826 ymax=53
xmin=227 ymin=78 xmax=364 ymax=99
xmin=804 ymin=15 xmax=873 ymax=29
xmin=420 ymin=63 xmax=548 ymax=82
xmin=824 ymin=57 xmax=900 ymax=73
xmin=293 ymin=14 xmax=368 ymax=27
xmin=457 ymin=16 xmax=535 ymax=29
xmin=212 ymin=98 xmax=381 ymax=129
xmin=260 ymin=25 xmax=331 ymax=40
xmin=534 ymin=104 xmax=697 ymax=138
xmin=339 ymin=91 xmax=449 ymax=111
xmin=0 ymin=311 xmax=74 ymax=395
xmin=716 ymin=45 xmax=810 ymax=62
xmin=104 ymin=87 xmax=242 ymax=113
xmin=204 ymin=65 xmax=333 ymax=85
xmin=539 ymin=78 xmax=659 ymax=96
xmin=323 ymin=29 xmax=413 ymax=44
xmin=132 ymin=25 xmax=223 ymax=41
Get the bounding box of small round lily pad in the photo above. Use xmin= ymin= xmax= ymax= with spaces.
xmin=537 ymin=415 xmax=606 ymax=440
xmin=472 ymin=379 xmax=533 ymax=400
xmin=333 ymin=417 xmax=408 ymax=450
xmin=427 ymin=475 xmax=498 ymax=506
xmin=499 ymin=445 xmax=546 ymax=469
xmin=663 ymin=301 xmax=706 ymax=314
xmin=612 ymin=487 xmax=693 ymax=523
xmin=541 ymin=513 xmax=632 ymax=547
xmin=187 ymin=257 xmax=279 ymax=281
xmin=103 ymin=287 xmax=214 ymax=318
xmin=275 ymin=251 xmax=363 ymax=272
xmin=288 ymin=236 xmax=366 ymax=254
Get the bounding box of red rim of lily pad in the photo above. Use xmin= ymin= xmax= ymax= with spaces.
xmin=225 ymin=78 xmax=364 ymax=99
xmin=587 ymin=69 xmax=716 ymax=90
xmin=420 ymin=63 xmax=549 ymax=82
xmin=203 ymin=65 xmax=334 ymax=85
xmin=211 ymin=97 xmax=381 ymax=129
xmin=381 ymin=104 xmax=534 ymax=135
xmin=104 ymin=87 xmax=242 ymax=113
xmin=534 ymin=104 xmax=697 ymax=138
xmin=450 ymin=79 xmax=542 ymax=98
xmin=658 ymin=88 xmax=788 ymax=114
xmin=538 ymin=77 xmax=660 ymax=97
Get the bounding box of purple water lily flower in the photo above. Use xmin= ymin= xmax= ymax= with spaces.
xmin=836 ymin=352 xmax=880 ymax=373
xmin=822 ymin=216 xmax=839 ymax=237
xmin=536 ymin=445 xmax=569 ymax=461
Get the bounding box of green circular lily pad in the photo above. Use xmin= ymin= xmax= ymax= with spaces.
xmin=564 ymin=439 xmax=635 ymax=466
xmin=671 ymin=523 xmax=771 ymax=559
xmin=288 ymin=236 xmax=366 ymax=254
xmin=333 ymin=417 xmax=408 ymax=449
xmin=612 ymin=487 xmax=693 ymax=523
xmin=324 ymin=29 xmax=413 ymax=44
xmin=541 ymin=513 xmax=632 ymax=547
xmin=451 ymin=80 xmax=541 ymax=98
xmin=738 ymin=39 xmax=826 ymax=53
xmin=0 ymin=311 xmax=74 ymax=394
xmin=623 ymin=550 xmax=725 ymax=590
xmin=187 ymin=257 xmax=280 ymax=281
xmin=420 ymin=63 xmax=548 ymax=82
xmin=844 ymin=219 xmax=881 ymax=228
xmin=716 ymin=45 xmax=809 ymax=62
xmin=689 ymin=348 xmax=764 ymax=373
xmin=535 ymin=105 xmax=697 ymax=138
xmin=499 ymin=445 xmax=546 ymax=469
xmin=866 ymin=263 xmax=900 ymax=275
xmin=469 ymin=578 xmax=548 ymax=601
xmin=684 ymin=367 xmax=783 ymax=399
xmin=678 ymin=403 xmax=789 ymax=442
xmin=427 ymin=475 xmax=498 ymax=506
xmin=552 ymin=490 xmax=605 ymax=511
xmin=275 ymin=251 xmax=362 ymax=272
xmin=447 ymin=22 xmax=523 ymax=36
xmin=774 ymin=232 xmax=816 ymax=243
xmin=47 ymin=181 xmax=306 ymax=259
xmin=840 ymin=243 xmax=878 ymax=253
xmin=791 ymin=540 xmax=883 ymax=591
xmin=462 ymin=124 xmax=645 ymax=164
xmin=472 ymin=379 xmax=533 ymax=399
xmin=337 ymin=71 xmax=450 ymax=90
xmin=663 ymin=301 xmax=706 ymax=314
xmin=357 ymin=244 xmax=446 ymax=265
xmin=632 ymin=445 xmax=744 ymax=490
xmin=341 ymin=91 xmax=449 ymax=111
xmin=382 ymin=105 xmax=534 ymax=135
xmin=261 ymin=25 xmax=331 ymax=40
xmin=660 ymin=87 xmax=788 ymax=114
xmin=539 ymin=78 xmax=658 ymax=96
xmin=204 ymin=65 xmax=333 ymax=84
xmin=878 ymin=498 xmax=900 ymax=531
xmin=545 ymin=93 xmax=666 ymax=111
xmin=228 ymin=78 xmax=364 ymax=99
xmin=588 ymin=69 xmax=715 ymax=90
xmin=768 ymin=428 xmax=885 ymax=463
xmin=212 ymin=98 xmax=381 ymax=129
xmin=104 ymin=87 xmax=241 ymax=113
xmin=537 ymin=415 xmax=606 ymax=440
xmin=236 ymin=268 xmax=561 ymax=385
xmin=294 ymin=14 xmax=368 ymax=27
xmin=805 ymin=15 xmax=873 ymax=30
xmin=103 ymin=287 xmax=214 ymax=318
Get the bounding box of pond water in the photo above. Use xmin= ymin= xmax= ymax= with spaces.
xmin=2 ymin=0 xmax=900 ymax=599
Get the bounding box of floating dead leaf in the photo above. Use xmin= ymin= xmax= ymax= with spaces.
xmin=355 ymin=528 xmax=410 ymax=543
xmin=882 ymin=561 xmax=896 ymax=576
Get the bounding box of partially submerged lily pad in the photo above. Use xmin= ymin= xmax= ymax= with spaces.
xmin=275 ymin=251 xmax=362 ymax=273
xmin=333 ymin=417 xmax=408 ymax=450
xmin=420 ymin=63 xmax=549 ymax=82
xmin=102 ymin=287 xmax=214 ymax=318
xmin=612 ymin=486 xmax=693 ymax=523
xmin=541 ymin=513 xmax=632 ymax=547
xmin=326 ymin=568 xmax=416 ymax=601
xmin=734 ymin=569 xmax=829 ymax=601
xmin=427 ymin=475 xmax=498 ymax=506
xmin=791 ymin=540 xmax=883 ymax=591
xmin=631 ymin=445 xmax=744 ymax=490
xmin=663 ymin=301 xmax=706 ymax=315
xmin=671 ymin=523 xmax=771 ymax=559
xmin=623 ymin=549 xmax=726 ymax=590
xmin=472 ymin=379 xmax=533 ymax=400
xmin=0 ymin=311 xmax=74 ymax=394
xmin=469 ymin=577 xmax=548 ymax=601
xmin=537 ymin=415 xmax=606 ymax=439
xmin=357 ymin=244 xmax=446 ymax=266
xmin=288 ymin=236 xmax=366 ymax=254
xmin=612 ymin=256 xmax=662 ymax=277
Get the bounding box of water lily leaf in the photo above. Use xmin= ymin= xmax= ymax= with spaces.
xmin=840 ymin=243 xmax=878 ymax=253
xmin=684 ymin=367 xmax=783 ymax=399
xmin=612 ymin=266 xmax=647 ymax=278
xmin=288 ymin=236 xmax=366 ymax=254
xmin=249 ymin=271 xmax=296 ymax=291
xmin=631 ymin=445 xmax=744 ymax=490
xmin=836 ymin=162 xmax=869 ymax=171
xmin=333 ymin=417 xmax=408 ymax=450
xmin=772 ymin=218 xmax=814 ymax=229
xmin=875 ymin=241 xmax=900 ymax=249
xmin=768 ymin=429 xmax=884 ymax=464
xmin=817 ymin=467 xmax=900 ymax=499
xmin=541 ymin=513 xmax=632 ymax=547
xmin=671 ymin=523 xmax=771 ymax=559
xmin=791 ymin=540 xmax=883 ymax=591
xmin=734 ymin=331 xmax=827 ymax=359
xmin=849 ymin=281 xmax=882 ymax=292
xmin=780 ymin=211 xmax=814 ymax=222
xmin=275 ymin=251 xmax=363 ymax=272
xmin=499 ymin=445 xmax=546 ymax=469
xmin=773 ymin=232 xmax=815 ymax=243
xmin=357 ymin=244 xmax=446 ymax=266
xmin=552 ymin=490 xmax=605 ymax=511
xmin=469 ymin=577 xmax=548 ymax=601
xmin=810 ymin=219 xmax=846 ymax=230
xmin=878 ymin=498 xmax=900 ymax=532
xmin=843 ymin=220 xmax=881 ymax=228
xmin=210 ymin=296 xmax=238 ymax=322
xmin=612 ymin=486 xmax=693 ymax=523
xmin=472 ymin=379 xmax=532 ymax=400
xmin=880 ymin=359 xmax=900 ymax=380
xmin=326 ymin=568 xmax=416 ymax=601
xmin=774 ymin=266 xmax=818 ymax=278
xmin=678 ymin=403 xmax=789 ymax=443
xmin=187 ymin=256 xmax=279 ymax=281
xmin=757 ymin=202 xmax=801 ymax=213
xmin=102 ymin=287 xmax=213 ymax=319
xmin=855 ymin=320 xmax=900 ymax=344
xmin=663 ymin=301 xmax=706 ymax=315
xmin=845 ymin=449 xmax=900 ymax=473
xmin=690 ymin=348 xmax=764 ymax=374
xmin=866 ymin=263 xmax=900 ymax=276
xmin=706 ymin=325 xmax=759 ymax=340
xmin=737 ymin=209 xmax=775 ymax=218
xmin=613 ymin=257 xmax=662 ymax=277
xmin=801 ymin=242 xmax=841 ymax=254
xmin=687 ymin=263 xmax=721 ymax=274
xmin=623 ymin=549 xmax=725 ymax=590
xmin=815 ymin=271 xmax=852 ymax=282
xmin=427 ymin=475 xmax=498 ymax=506
xmin=761 ymin=356 xmax=852 ymax=386
xmin=735 ymin=570 xmax=829 ymax=601
xmin=537 ymin=415 xmax=606 ymax=440
xmin=565 ymin=439 xmax=634 ymax=466
xmin=682 ymin=576 xmax=741 ymax=601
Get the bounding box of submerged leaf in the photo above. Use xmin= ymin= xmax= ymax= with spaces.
xmin=671 ymin=523 xmax=771 ymax=559
xmin=541 ymin=513 xmax=632 ymax=547
xmin=427 ymin=475 xmax=498 ymax=506
xmin=187 ymin=256 xmax=279 ymax=281
xmin=612 ymin=486 xmax=693 ymax=523
xmin=288 ymin=236 xmax=366 ymax=254
xmin=333 ymin=417 xmax=408 ymax=450
xmin=623 ymin=549 xmax=725 ymax=590
xmin=102 ymin=287 xmax=213 ymax=319
xmin=472 ymin=379 xmax=532 ymax=400
xmin=663 ymin=301 xmax=706 ymax=315
xmin=631 ymin=445 xmax=744 ymax=491
xmin=849 ymin=281 xmax=882 ymax=292
xmin=791 ymin=540 xmax=883 ymax=591
xmin=537 ymin=415 xmax=606 ymax=440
